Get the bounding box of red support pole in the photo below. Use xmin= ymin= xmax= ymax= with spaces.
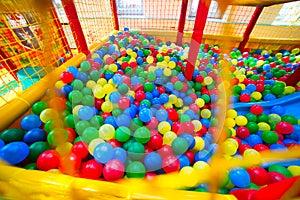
xmin=177 ymin=0 xmax=189 ymax=46
xmin=286 ymin=66 xmax=300 ymax=86
xmin=61 ymin=0 xmax=89 ymax=55
xmin=238 ymin=6 xmax=264 ymax=51
xmin=185 ymin=0 xmax=212 ymax=81
xmin=110 ymin=0 xmax=120 ymax=30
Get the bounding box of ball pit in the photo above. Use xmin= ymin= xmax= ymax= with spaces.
xmin=0 ymin=29 xmax=300 ymax=198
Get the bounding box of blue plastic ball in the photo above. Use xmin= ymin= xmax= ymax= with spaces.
xmin=0 ymin=142 xmax=29 ymax=164
xmin=139 ymin=108 xmax=153 ymax=122
xmin=179 ymin=133 xmax=195 ymax=149
xmin=112 ymin=74 xmax=123 ymax=84
xmin=247 ymin=134 xmax=263 ymax=147
xmin=20 ymin=114 xmax=42 ymax=130
xmin=0 ymin=139 xmax=4 ymax=149
xmin=194 ymin=150 xmax=211 ymax=162
xmin=229 ymin=168 xmax=251 ymax=188
xmin=152 ymin=89 xmax=160 ymax=98
xmin=23 ymin=128 xmax=46 ymax=144
xmin=76 ymin=72 xmax=88 ymax=83
xmin=78 ymin=106 xmax=95 ymax=120
xmin=94 ymin=142 xmax=114 ymax=164
xmin=66 ymin=66 xmax=79 ymax=77
xmin=104 ymin=116 xmax=118 ymax=128
xmin=159 ymin=93 xmax=169 ymax=104
xmin=113 ymin=147 xmax=127 ymax=163
xmin=144 ymin=152 xmax=162 ymax=171
xmin=115 ymin=114 xmax=131 ymax=127
xmin=109 ymin=91 xmax=121 ymax=104
xmin=177 ymin=155 xmax=190 ymax=169
xmin=183 ymin=96 xmax=193 ymax=106
xmin=155 ymin=109 xmax=168 ymax=122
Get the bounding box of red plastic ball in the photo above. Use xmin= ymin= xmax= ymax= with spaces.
xmin=162 ymin=155 xmax=180 ymax=173
xmin=240 ymin=94 xmax=251 ymax=102
xmin=108 ymin=139 xmax=122 ymax=148
xmin=118 ymin=97 xmax=131 ymax=110
xmin=195 ymin=75 xmax=204 ymax=83
xmin=250 ymin=104 xmax=264 ymax=115
xmin=171 ymin=121 xmax=181 ymax=133
xmin=254 ymin=144 xmax=269 ymax=152
xmin=268 ymin=172 xmax=287 ymax=183
xmin=183 ymin=122 xmax=195 ymax=134
xmin=60 ymin=71 xmax=74 ymax=84
xmin=59 ymin=153 xmax=81 ymax=175
xmin=157 ymin=86 xmax=166 ymax=94
xmin=184 ymin=150 xmax=195 ymax=165
xmin=238 ymin=144 xmax=252 ymax=154
xmin=66 ymin=128 xmax=76 ymax=143
xmin=103 ymin=159 xmax=125 ymax=181
xmin=247 ymin=166 xmax=270 ymax=186
xmin=147 ymin=132 xmax=163 ymax=150
xmin=72 ymin=141 xmax=88 ymax=159
xmin=37 ymin=150 xmax=60 ymax=171
xmin=135 ymin=90 xmax=146 ymax=102
xmin=101 ymin=112 xmax=112 ymax=120
xmin=236 ymin=127 xmax=250 ymax=139
xmin=256 ymin=84 xmax=264 ymax=92
xmin=94 ymin=98 xmax=104 ymax=110
xmin=166 ymin=108 xmax=179 ymax=121
xmin=146 ymin=117 xmax=158 ymax=130
xmin=275 ymin=122 xmax=294 ymax=135
xmin=81 ymin=159 xmax=103 ymax=179
xmin=158 ymin=145 xmax=173 ymax=158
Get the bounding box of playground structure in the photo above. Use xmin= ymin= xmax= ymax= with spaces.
xmin=0 ymin=0 xmax=300 ymax=199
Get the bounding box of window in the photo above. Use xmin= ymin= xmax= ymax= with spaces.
xmin=188 ymin=0 xmax=229 ymax=20
xmin=272 ymin=2 xmax=300 ymax=26
xmin=116 ymin=0 xmax=144 ymax=16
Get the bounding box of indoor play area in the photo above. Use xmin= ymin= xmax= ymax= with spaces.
xmin=0 ymin=0 xmax=300 ymax=199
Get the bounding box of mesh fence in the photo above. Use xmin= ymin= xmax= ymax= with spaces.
xmin=73 ymin=0 xmax=114 ymax=47
xmin=0 ymin=1 xmax=72 ymax=107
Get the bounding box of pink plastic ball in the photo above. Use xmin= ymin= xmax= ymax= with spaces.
xmin=103 ymin=159 xmax=125 ymax=181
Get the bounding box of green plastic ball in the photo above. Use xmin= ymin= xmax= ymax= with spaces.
xmin=261 ymin=131 xmax=278 ymax=144
xmin=0 ymin=128 xmax=25 ymax=143
xmin=134 ymin=127 xmax=150 ymax=144
xmin=268 ymin=164 xmax=292 ymax=178
xmin=115 ymin=126 xmax=131 ymax=142
xmin=28 ymin=141 xmax=50 ymax=161
xmin=172 ymin=137 xmax=188 ymax=155
xmin=118 ymin=83 xmax=129 ymax=94
xmin=126 ymin=161 xmax=146 ymax=178
xmin=128 ymin=142 xmax=145 ymax=160
xmin=32 ymin=101 xmax=48 ymax=115
xmin=89 ymin=115 xmax=104 ymax=129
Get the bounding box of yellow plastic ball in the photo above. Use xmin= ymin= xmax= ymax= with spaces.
xmin=231 ymin=59 xmax=238 ymax=65
xmin=86 ymin=80 xmax=97 ymax=89
xmin=229 ymin=128 xmax=236 ymax=137
xmin=93 ymin=86 xmax=105 ymax=99
xmin=108 ymin=64 xmax=118 ymax=72
xmin=235 ymin=116 xmax=248 ymax=126
xmin=238 ymin=83 xmax=246 ymax=90
xmin=193 ymin=136 xmax=205 ymax=151
xmin=174 ymin=98 xmax=183 ymax=108
xmin=243 ymin=149 xmax=262 ymax=165
xmin=164 ymin=103 xmax=173 ymax=109
xmin=200 ymin=109 xmax=211 ymax=118
xmin=103 ymin=84 xmax=114 ymax=94
xmin=168 ymin=61 xmax=176 ymax=69
xmin=101 ymin=101 xmax=113 ymax=113
xmin=126 ymin=48 xmax=132 ymax=55
xmin=258 ymin=122 xmax=271 ymax=131
xmin=284 ymin=86 xmax=295 ymax=95
xmin=251 ymin=91 xmax=262 ymax=100
xmin=204 ymin=77 xmax=213 ymax=85
xmin=163 ymin=68 xmax=172 ymax=77
xmin=163 ymin=131 xmax=177 ymax=145
xmin=169 ymin=94 xmax=178 ymax=104
xmin=99 ymin=124 xmax=115 ymax=141
xmin=257 ymin=60 xmax=264 ymax=67
xmin=268 ymin=114 xmax=281 ymax=123
xmin=131 ymin=52 xmax=137 ymax=59
xmin=225 ymin=118 xmax=236 ymax=128
xmin=146 ymin=56 xmax=154 ymax=64
xmin=158 ymin=121 xmax=171 ymax=134
xmin=72 ymin=105 xmax=83 ymax=116
xmin=40 ymin=108 xmax=59 ymax=123
xmin=236 ymin=74 xmax=245 ymax=82
xmin=88 ymin=138 xmax=105 ymax=155
xmin=192 ymin=120 xmax=202 ymax=132
xmin=97 ymin=78 xmax=107 ymax=86
xmin=195 ymin=98 xmax=205 ymax=108
xmin=91 ymin=53 xmax=100 ymax=59
xmin=287 ymin=165 xmax=300 ymax=176
xmin=56 ymin=142 xmax=73 ymax=156
xmin=222 ymin=141 xmax=238 ymax=156
xmin=226 ymin=109 xmax=237 ymax=118
xmin=193 ymin=161 xmax=210 ymax=183
xmin=179 ymin=166 xmax=198 ymax=187
xmin=55 ymin=80 xmax=65 ymax=89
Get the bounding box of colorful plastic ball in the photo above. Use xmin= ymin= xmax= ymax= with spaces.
xmin=247 ymin=134 xmax=262 ymax=147
xmin=177 ymin=155 xmax=190 ymax=169
xmin=247 ymin=166 xmax=270 ymax=186
xmin=270 ymin=105 xmax=285 ymax=116
xmin=60 ymin=71 xmax=74 ymax=84
xmin=36 ymin=150 xmax=60 ymax=171
xmin=163 ymin=131 xmax=177 ymax=145
xmin=258 ymin=122 xmax=271 ymax=131
xmin=78 ymin=106 xmax=95 ymax=121
xmin=139 ymin=108 xmax=153 ymax=123
xmin=288 ymin=166 xmax=300 ymax=176
xmin=235 ymin=116 xmax=248 ymax=126
xmin=71 ymin=141 xmax=88 ymax=159
xmin=222 ymin=140 xmax=238 ymax=156
xmin=59 ymin=153 xmax=81 ymax=175
xmin=20 ymin=114 xmax=42 ymax=130
xmin=40 ymin=108 xmax=59 ymax=123
xmin=155 ymin=109 xmax=168 ymax=122
xmin=179 ymin=133 xmax=195 ymax=149
xmin=268 ymin=164 xmax=292 ymax=178
xmin=0 ymin=128 xmax=25 ymax=143
xmin=158 ymin=121 xmax=171 ymax=134
xmin=250 ymin=104 xmax=263 ymax=115
xmin=144 ymin=152 xmax=162 ymax=171
xmin=112 ymin=147 xmax=127 ymax=163
xmin=236 ymin=127 xmax=250 ymax=139
xmin=240 ymin=94 xmax=251 ymax=102
xmin=47 ymin=129 xmax=68 ymax=146
xmin=162 ymin=155 xmax=180 ymax=173
xmin=147 ymin=132 xmax=163 ymax=150
xmin=134 ymin=127 xmax=151 ymax=144
xmin=276 ymin=122 xmax=294 ymax=134
xmin=23 ymin=128 xmax=46 ymax=144
xmin=243 ymin=149 xmax=262 ymax=165
xmin=99 ymin=124 xmax=115 ymax=141
xmin=268 ymin=171 xmax=287 ymax=183
xmin=81 ymin=159 xmax=103 ymax=179
xmin=94 ymin=142 xmax=114 ymax=164
xmin=101 ymin=101 xmax=113 ymax=113
xmin=200 ymin=109 xmax=211 ymax=119
xmin=261 ymin=131 xmax=278 ymax=144
xmin=229 ymin=168 xmax=250 ymax=188
xmin=0 ymin=142 xmax=29 ymax=165
xmin=194 ymin=150 xmax=211 ymax=163
xmin=115 ymin=126 xmax=131 ymax=143
xmin=172 ymin=137 xmax=189 ymax=155
xmin=166 ymin=108 xmax=179 ymax=121
xmin=27 ymin=141 xmax=50 ymax=162
xmin=103 ymin=159 xmax=124 ymax=181
xmin=32 ymin=101 xmax=48 ymax=115
xmin=128 ymin=142 xmax=145 ymax=160
xmin=193 ymin=136 xmax=205 ymax=151
xmin=126 ymin=161 xmax=146 ymax=178
xmin=118 ymin=97 xmax=131 ymax=110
